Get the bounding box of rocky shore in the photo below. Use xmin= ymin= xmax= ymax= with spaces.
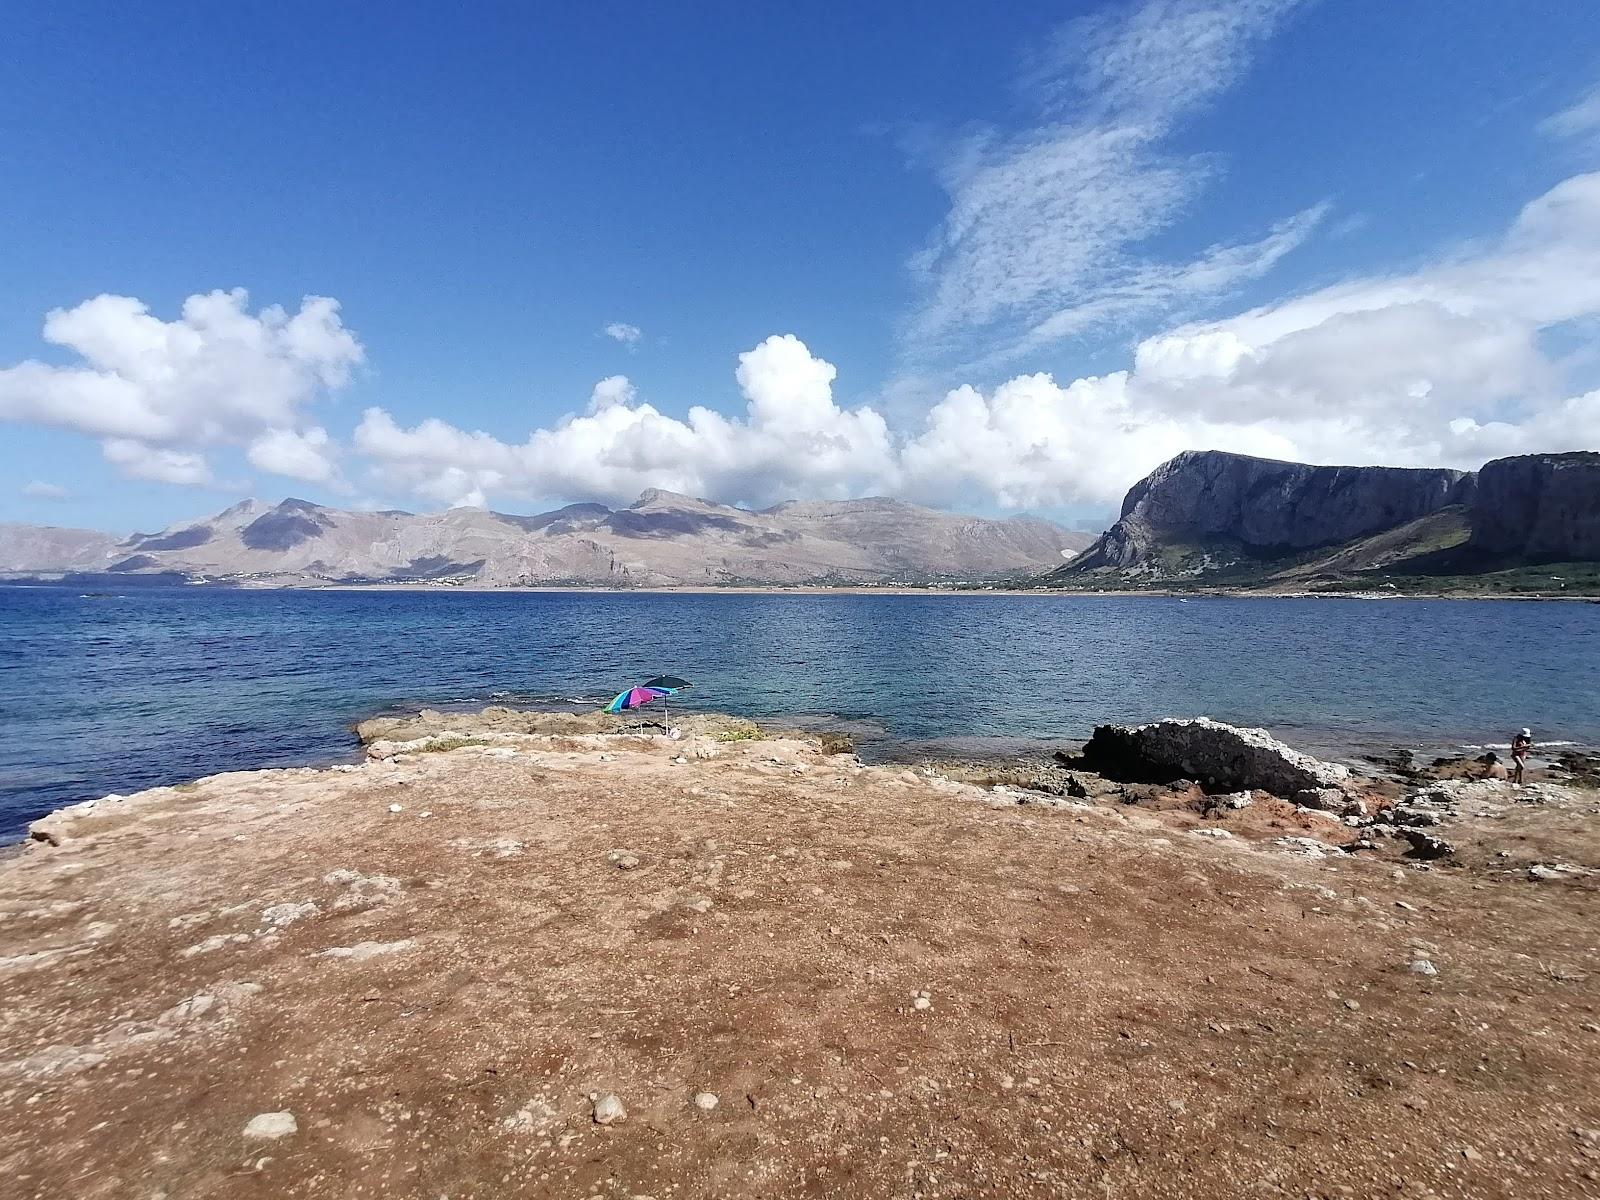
xmin=4 ymin=710 xmax=1599 ymax=1197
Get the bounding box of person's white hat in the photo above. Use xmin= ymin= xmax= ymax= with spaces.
xmin=1521 ymin=728 xmax=1532 ymax=736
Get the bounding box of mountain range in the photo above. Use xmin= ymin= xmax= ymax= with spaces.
xmin=0 ymin=490 xmax=1092 ymax=587
xmin=8 ymin=450 xmax=1595 ymax=593
xmin=1048 ymin=450 xmax=1600 ymax=595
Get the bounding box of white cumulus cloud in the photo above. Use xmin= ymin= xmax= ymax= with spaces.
xmin=101 ymin=439 xmax=214 ymax=486
xmin=347 ymin=165 xmax=1600 ymax=516
xmin=603 ymin=322 xmax=642 ymax=347
xmin=246 ymin=426 xmax=343 ymax=486
xmin=0 ymin=288 xmax=364 ymax=487
xmin=891 ymin=171 xmax=1600 ymax=509
xmin=355 ymin=335 xmax=899 ymax=509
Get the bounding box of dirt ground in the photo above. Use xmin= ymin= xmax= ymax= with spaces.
xmin=2 ymin=715 xmax=1598 ymax=1199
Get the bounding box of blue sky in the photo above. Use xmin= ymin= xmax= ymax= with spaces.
xmin=4 ymin=1 xmax=1600 ymax=532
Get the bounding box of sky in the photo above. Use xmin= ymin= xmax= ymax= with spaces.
xmin=3 ymin=0 xmax=1600 ymax=534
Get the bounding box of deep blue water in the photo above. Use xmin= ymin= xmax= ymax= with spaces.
xmin=2 ymin=586 xmax=1597 ymax=840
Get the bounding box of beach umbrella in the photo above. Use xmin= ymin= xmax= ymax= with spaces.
xmin=605 ymin=675 xmax=693 ymax=730
xmin=640 ymin=675 xmax=691 ymax=727
xmin=604 ymin=686 xmax=669 ymax=714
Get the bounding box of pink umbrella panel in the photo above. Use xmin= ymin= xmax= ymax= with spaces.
xmin=604 ymin=686 xmax=671 ymax=714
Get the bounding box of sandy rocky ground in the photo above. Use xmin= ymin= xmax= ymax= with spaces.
xmin=1 ymin=708 xmax=1598 ymax=1199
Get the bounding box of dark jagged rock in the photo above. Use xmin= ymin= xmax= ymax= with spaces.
xmin=1400 ymin=828 xmax=1455 ymax=859
xmin=1080 ymin=717 xmax=1352 ymax=798
xmin=1066 ymin=450 xmax=1472 ymax=572
xmin=1470 ymin=452 xmax=1600 ymax=561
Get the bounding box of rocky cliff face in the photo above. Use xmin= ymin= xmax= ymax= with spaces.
xmin=0 ymin=492 xmax=1090 ymax=586
xmin=1069 ymin=450 xmax=1475 ymax=571
xmin=1469 ymin=452 xmax=1600 ymax=561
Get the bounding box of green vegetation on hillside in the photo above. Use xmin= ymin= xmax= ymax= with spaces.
xmin=1041 ymin=506 xmax=1600 ymax=597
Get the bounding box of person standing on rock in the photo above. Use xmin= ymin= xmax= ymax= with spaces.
xmin=1511 ymin=728 xmax=1533 ymax=784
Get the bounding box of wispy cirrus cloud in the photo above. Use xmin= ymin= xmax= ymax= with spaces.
xmin=904 ymin=0 xmax=1319 ymax=373
xmin=1540 ymin=81 xmax=1600 ymax=147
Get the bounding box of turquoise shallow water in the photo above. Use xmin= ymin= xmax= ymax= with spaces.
xmin=2 ymin=586 xmax=1596 ymax=840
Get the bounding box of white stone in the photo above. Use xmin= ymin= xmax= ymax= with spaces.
xmin=181 ymin=933 xmax=251 ymax=958
xmin=260 ymin=902 xmax=318 ymax=928
xmin=242 ymin=1111 xmax=297 ymax=1140
xmin=692 ymin=1092 xmax=719 ymax=1111
xmin=313 ymin=939 xmax=415 ymax=961
xmin=592 ymin=1093 xmax=627 ymax=1125
xmin=1273 ymin=836 xmax=1340 ymax=858
xmin=158 ymin=994 xmax=217 ymax=1026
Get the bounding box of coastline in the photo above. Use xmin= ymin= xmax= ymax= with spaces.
xmin=265 ymin=580 xmax=1600 ymax=601
xmin=6 ymin=576 xmax=1598 ymax=600
xmin=5 ymin=707 xmax=1598 ymax=1196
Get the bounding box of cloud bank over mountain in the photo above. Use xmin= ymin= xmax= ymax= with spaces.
xmin=2 ymin=1 xmax=1598 ymax=518
xmin=4 ymin=167 xmax=1598 ymax=515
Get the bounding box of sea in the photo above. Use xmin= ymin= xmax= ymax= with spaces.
xmin=2 ymin=585 xmax=1596 ymax=841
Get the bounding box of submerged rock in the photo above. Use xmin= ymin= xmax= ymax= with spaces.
xmin=1080 ymin=718 xmax=1353 ymax=798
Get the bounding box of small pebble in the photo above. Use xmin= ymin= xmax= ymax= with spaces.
xmin=592 ymin=1094 xmax=627 ymax=1125
xmin=692 ymin=1092 xmax=719 ymax=1111
xmin=387 ymin=804 xmax=403 ymax=814
xmin=1409 ymin=959 xmax=1438 ymax=977
xmin=1344 ymin=999 xmax=1360 ymax=1011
